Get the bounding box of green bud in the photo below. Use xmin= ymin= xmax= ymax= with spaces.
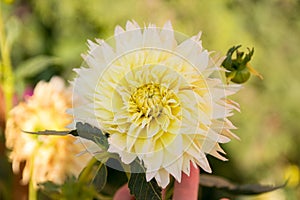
xmin=222 ymin=45 xmax=262 ymax=84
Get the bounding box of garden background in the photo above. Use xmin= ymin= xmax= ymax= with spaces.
xmin=0 ymin=0 xmax=299 ymax=199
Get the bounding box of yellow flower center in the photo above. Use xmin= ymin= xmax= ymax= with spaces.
xmin=128 ymin=83 xmax=180 ymax=127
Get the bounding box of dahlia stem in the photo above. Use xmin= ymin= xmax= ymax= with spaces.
xmin=28 ymin=154 xmax=37 ymax=200
xmin=28 ymin=145 xmax=38 ymax=200
xmin=0 ymin=2 xmax=14 ymax=115
xmin=29 ymin=177 xmax=37 ymax=200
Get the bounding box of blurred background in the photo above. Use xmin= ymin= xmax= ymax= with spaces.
xmin=0 ymin=0 xmax=299 ymax=199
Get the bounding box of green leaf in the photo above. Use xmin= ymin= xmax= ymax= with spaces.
xmin=39 ymin=175 xmax=105 ymax=200
xmin=92 ymin=163 xmax=108 ymax=192
xmin=23 ymin=129 xmax=78 ymax=137
xmin=200 ymin=174 xmax=286 ymax=195
xmin=76 ymin=122 xmax=109 ymax=150
xmin=128 ymin=161 xmax=162 ymax=200
xmin=15 ymin=55 xmax=60 ymax=79
xmin=24 ymin=122 xmax=109 ymax=150
xmin=6 ymin=17 xmax=21 ymax=50
xmin=78 ymin=158 xmax=108 ymax=193
xmin=39 ymin=181 xmax=61 ymax=193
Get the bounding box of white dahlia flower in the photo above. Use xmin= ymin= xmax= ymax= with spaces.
xmin=71 ymin=21 xmax=240 ymax=188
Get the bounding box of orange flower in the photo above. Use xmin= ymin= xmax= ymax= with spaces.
xmin=5 ymin=77 xmax=91 ymax=187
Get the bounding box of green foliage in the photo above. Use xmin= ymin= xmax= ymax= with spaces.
xmin=78 ymin=159 xmax=108 ymax=194
xmin=76 ymin=122 xmax=109 ymax=151
xmin=26 ymin=122 xmax=109 ymax=151
xmin=40 ymin=176 xmax=105 ymax=200
xmin=40 ymin=159 xmax=109 ymax=200
xmin=92 ymin=163 xmax=108 ymax=192
xmin=15 ymin=56 xmax=60 ymax=79
xmin=128 ymin=161 xmax=162 ymax=200
xmin=200 ymin=174 xmax=286 ymax=196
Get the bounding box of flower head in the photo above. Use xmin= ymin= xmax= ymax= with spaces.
xmin=5 ymin=77 xmax=91 ymax=187
xmin=71 ymin=21 xmax=240 ymax=188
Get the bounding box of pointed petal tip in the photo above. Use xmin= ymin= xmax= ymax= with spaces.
xmin=205 ymin=167 xmax=212 ymax=173
xmin=87 ymin=39 xmax=94 ymax=45
xmin=114 ymin=25 xmax=125 ymax=36
xmin=163 ymin=20 xmax=173 ymax=30
xmin=126 ymin=20 xmax=141 ymax=30
xmin=95 ymin=39 xmax=104 ymax=45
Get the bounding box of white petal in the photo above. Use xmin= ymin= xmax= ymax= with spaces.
xmin=160 ymin=21 xmax=176 ymax=50
xmin=120 ymin=151 xmax=136 ymax=164
xmin=194 ymin=152 xmax=212 ymax=173
xmin=155 ymin=169 xmax=170 ymax=188
xmin=143 ymin=26 xmax=161 ymax=48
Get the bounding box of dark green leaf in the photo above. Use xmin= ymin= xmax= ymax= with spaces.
xmin=38 ymin=180 xmax=62 ymax=199
xmin=39 ymin=181 xmax=61 ymax=193
xmin=76 ymin=122 xmax=109 ymax=150
xmin=15 ymin=55 xmax=60 ymax=78
xmin=164 ymin=176 xmax=175 ymax=200
xmin=200 ymin=174 xmax=286 ymax=195
xmin=222 ymin=45 xmax=241 ymax=71
xmin=23 ymin=129 xmax=78 ymax=136
xmin=24 ymin=122 xmax=109 ymax=150
xmin=128 ymin=161 xmax=162 ymax=200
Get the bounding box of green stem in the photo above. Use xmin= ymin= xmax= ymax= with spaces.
xmin=28 ymin=153 xmax=37 ymax=200
xmin=29 ymin=177 xmax=37 ymax=200
xmin=0 ymin=2 xmax=14 ymax=115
